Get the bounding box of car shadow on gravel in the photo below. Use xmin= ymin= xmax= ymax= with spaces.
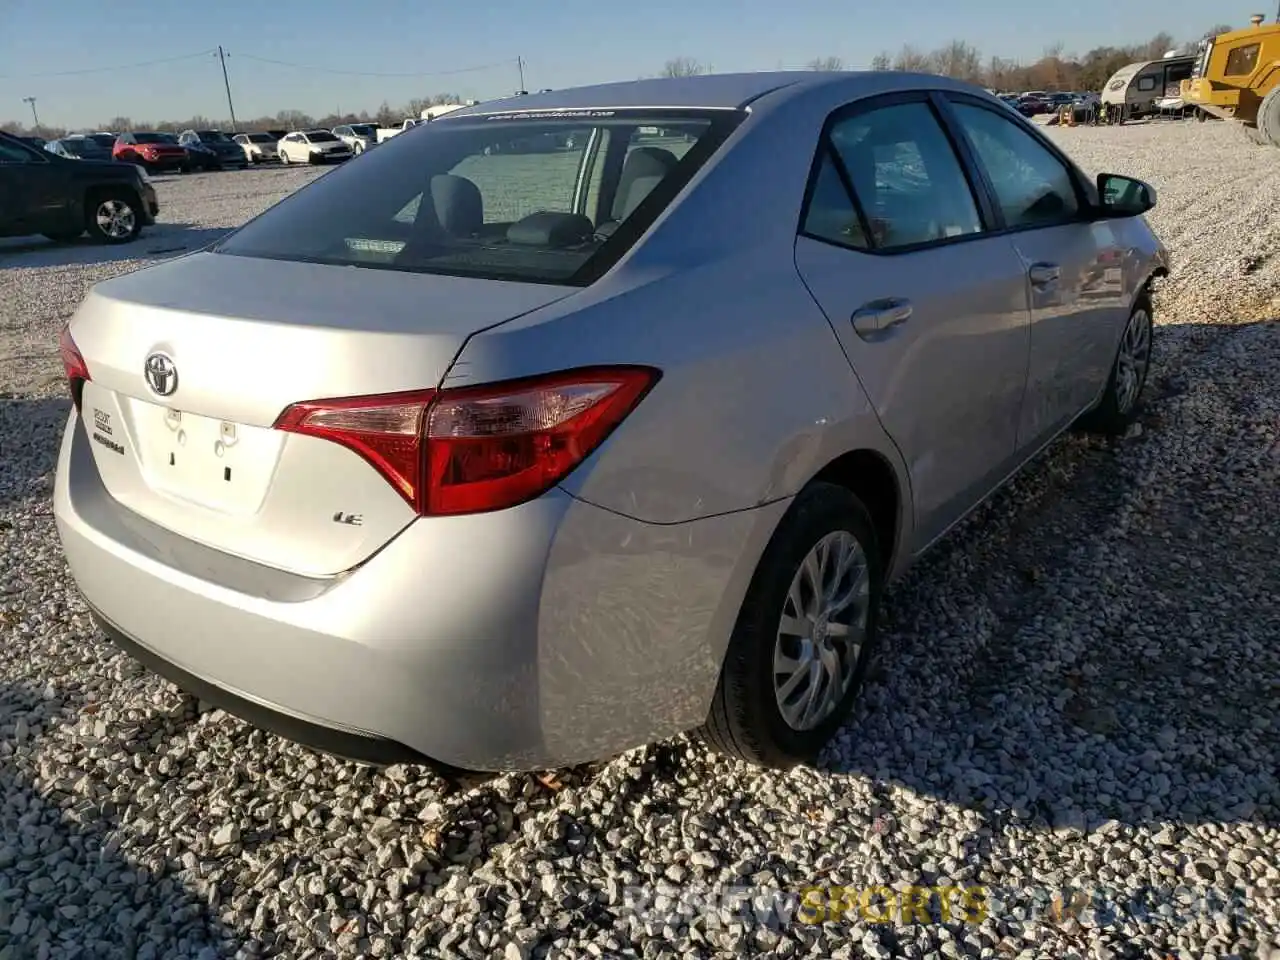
xmin=0 ymin=395 xmax=70 ymax=511
xmin=0 ymin=225 xmax=231 ymax=270
xmin=826 ymin=317 xmax=1279 ymax=835
xmin=0 ymin=679 xmax=238 ymax=957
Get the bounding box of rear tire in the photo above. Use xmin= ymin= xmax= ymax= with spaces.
xmin=1075 ymin=295 xmax=1153 ymax=436
xmin=84 ymin=189 xmax=143 ymax=245
xmin=280 ymin=150 xmax=290 ymax=165
xmin=1255 ymin=86 xmax=1280 ymax=147
xmin=694 ymin=483 xmax=884 ymax=769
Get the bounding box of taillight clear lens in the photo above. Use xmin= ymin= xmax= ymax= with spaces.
xmin=273 ymin=367 xmax=660 ymax=517
xmin=59 ymin=325 xmax=91 ymax=410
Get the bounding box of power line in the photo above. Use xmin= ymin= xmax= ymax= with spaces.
xmin=228 ymin=52 xmax=519 ymax=79
xmin=0 ymin=50 xmax=215 ymax=79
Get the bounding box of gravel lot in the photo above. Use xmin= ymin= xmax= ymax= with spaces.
xmin=2 ymin=120 xmax=1279 ymax=959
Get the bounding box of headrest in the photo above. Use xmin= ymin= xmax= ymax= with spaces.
xmin=430 ymin=174 xmax=483 ymax=236
xmin=507 ymin=211 xmax=594 ymax=247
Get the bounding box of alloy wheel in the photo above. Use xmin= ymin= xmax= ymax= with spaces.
xmin=773 ymin=530 xmax=871 ymax=731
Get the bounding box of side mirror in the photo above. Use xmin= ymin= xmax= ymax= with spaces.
xmin=1096 ymin=173 xmax=1156 ymax=217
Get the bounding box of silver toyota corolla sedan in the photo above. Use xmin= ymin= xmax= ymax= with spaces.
xmin=53 ymin=72 xmax=1168 ymax=774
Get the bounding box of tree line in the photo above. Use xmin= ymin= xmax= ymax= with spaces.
xmin=1 ymin=24 xmax=1240 ymax=138
xmin=661 ymin=22 xmax=1234 ymax=92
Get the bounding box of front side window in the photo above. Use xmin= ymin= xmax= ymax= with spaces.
xmin=949 ymin=102 xmax=1080 ymax=228
xmin=804 ymin=100 xmax=983 ymax=251
xmin=1225 ymin=43 xmax=1261 ymax=77
xmin=0 ymin=139 xmax=36 ymax=163
xmin=216 ymin=109 xmax=740 ymax=284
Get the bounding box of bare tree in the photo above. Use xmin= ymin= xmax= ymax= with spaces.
xmin=933 ymin=40 xmax=984 ymax=82
xmin=1203 ymin=23 xmax=1234 ymax=38
xmin=869 ymin=51 xmax=892 ymax=71
xmin=662 ymin=57 xmax=706 ymax=78
xmin=891 ymin=45 xmax=937 ymax=72
xmin=807 ymin=56 xmax=845 ymax=71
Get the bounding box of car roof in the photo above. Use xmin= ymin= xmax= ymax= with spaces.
xmin=443 ymin=71 xmax=996 ymax=121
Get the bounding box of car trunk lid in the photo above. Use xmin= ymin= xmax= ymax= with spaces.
xmin=70 ymin=250 xmax=574 ymax=576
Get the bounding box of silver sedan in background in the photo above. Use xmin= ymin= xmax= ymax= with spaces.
xmin=53 ymin=71 xmax=1167 ymax=774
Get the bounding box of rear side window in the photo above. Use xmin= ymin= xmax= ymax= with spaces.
xmin=216 ymin=109 xmax=742 ymax=285
xmin=1225 ymin=43 xmax=1261 ymax=77
xmin=801 ymin=100 xmax=983 ymax=252
xmin=948 ymin=102 xmax=1081 ymax=228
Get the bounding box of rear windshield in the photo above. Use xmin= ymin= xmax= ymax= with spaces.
xmin=248 ymin=133 xmax=274 ymax=143
xmin=197 ymin=130 xmax=228 ymax=141
xmin=307 ymin=131 xmax=340 ymax=142
xmin=133 ymin=133 xmax=169 ymax=144
xmin=215 ymin=109 xmax=742 ymax=285
xmin=350 ymin=124 xmax=376 ymax=136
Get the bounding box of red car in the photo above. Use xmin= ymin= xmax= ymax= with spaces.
xmin=112 ymin=132 xmax=187 ymax=173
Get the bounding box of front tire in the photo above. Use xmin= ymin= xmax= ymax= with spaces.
xmin=280 ymin=149 xmax=290 ymax=165
xmin=85 ymin=190 xmax=142 ymax=245
xmin=1076 ymin=296 xmax=1154 ymax=436
xmin=695 ymin=483 xmax=883 ymax=768
xmin=1256 ymin=86 xmax=1280 ymax=147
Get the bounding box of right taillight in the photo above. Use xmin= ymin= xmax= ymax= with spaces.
xmin=274 ymin=366 xmax=660 ymax=517
xmin=59 ymin=325 xmax=91 ymax=411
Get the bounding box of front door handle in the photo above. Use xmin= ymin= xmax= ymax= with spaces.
xmin=851 ymin=298 xmax=913 ymax=339
xmin=1028 ymin=262 xmax=1061 ymax=285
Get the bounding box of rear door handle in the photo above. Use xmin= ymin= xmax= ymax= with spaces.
xmin=851 ymin=298 xmax=913 ymax=340
xmin=1028 ymin=263 xmax=1061 ymax=285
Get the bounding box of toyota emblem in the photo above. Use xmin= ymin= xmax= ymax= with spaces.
xmin=144 ymin=352 xmax=178 ymax=397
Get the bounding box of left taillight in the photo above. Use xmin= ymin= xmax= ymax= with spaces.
xmin=273 ymin=366 xmax=661 ymax=517
xmin=59 ymin=325 xmax=90 ymax=411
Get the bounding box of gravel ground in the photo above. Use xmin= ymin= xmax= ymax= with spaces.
xmin=1 ymin=120 xmax=1279 ymax=960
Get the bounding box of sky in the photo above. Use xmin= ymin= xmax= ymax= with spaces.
xmin=0 ymin=0 xmax=1258 ymax=129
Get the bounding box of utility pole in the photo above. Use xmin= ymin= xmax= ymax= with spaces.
xmin=22 ymin=97 xmax=40 ymax=133
xmin=218 ymin=46 xmax=240 ymax=132
xmin=516 ymin=56 xmax=527 ymax=95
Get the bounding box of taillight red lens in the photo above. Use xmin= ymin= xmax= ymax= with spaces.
xmin=59 ymin=325 xmax=91 ymax=410
xmin=272 ymin=390 xmax=435 ymax=505
xmin=273 ymin=366 xmax=659 ymax=517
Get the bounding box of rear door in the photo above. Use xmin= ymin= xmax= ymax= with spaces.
xmin=793 ymin=92 xmax=1032 ymax=548
xmin=941 ymin=95 xmax=1125 ymax=447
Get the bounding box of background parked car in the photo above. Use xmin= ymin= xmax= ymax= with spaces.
xmin=17 ymin=136 xmax=46 ymax=150
xmin=277 ymin=130 xmax=352 ymax=164
xmin=45 ymin=136 xmax=115 ymax=161
xmin=332 ymin=123 xmax=378 ymax=154
xmin=0 ymin=129 xmax=157 ymax=244
xmin=112 ymin=131 xmax=187 ymax=173
xmin=178 ymin=130 xmax=249 ymax=170
xmin=232 ymin=132 xmax=280 ymax=164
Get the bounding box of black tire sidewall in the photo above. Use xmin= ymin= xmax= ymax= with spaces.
xmin=724 ymin=483 xmax=884 ymax=765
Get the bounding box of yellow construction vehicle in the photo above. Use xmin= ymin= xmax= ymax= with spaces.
xmin=1182 ymin=13 xmax=1280 ymax=144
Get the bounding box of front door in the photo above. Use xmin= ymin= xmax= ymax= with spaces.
xmin=793 ymin=95 xmax=1032 ymax=549
xmin=943 ymin=96 xmax=1125 ymax=446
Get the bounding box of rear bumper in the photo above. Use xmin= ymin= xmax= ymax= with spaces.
xmin=53 ymin=407 xmax=780 ymax=771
